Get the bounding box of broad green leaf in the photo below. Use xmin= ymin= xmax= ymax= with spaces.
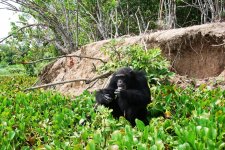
xmin=8 ymin=131 xmax=15 ymax=141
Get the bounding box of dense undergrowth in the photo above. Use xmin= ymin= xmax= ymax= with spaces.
xmin=0 ymin=75 xmax=225 ymax=149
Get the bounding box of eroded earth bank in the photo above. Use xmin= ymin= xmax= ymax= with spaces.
xmin=39 ymin=22 xmax=225 ymax=96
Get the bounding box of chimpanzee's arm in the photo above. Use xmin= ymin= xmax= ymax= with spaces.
xmin=117 ymin=89 xmax=151 ymax=107
xmin=95 ymin=88 xmax=115 ymax=105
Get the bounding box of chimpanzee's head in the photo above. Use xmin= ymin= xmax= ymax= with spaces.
xmin=114 ymin=67 xmax=136 ymax=90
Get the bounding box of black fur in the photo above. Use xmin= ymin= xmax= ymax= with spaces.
xmin=95 ymin=67 xmax=151 ymax=126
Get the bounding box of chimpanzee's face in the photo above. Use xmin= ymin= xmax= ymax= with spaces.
xmin=114 ymin=68 xmax=136 ymax=90
xmin=115 ymin=74 xmax=127 ymax=90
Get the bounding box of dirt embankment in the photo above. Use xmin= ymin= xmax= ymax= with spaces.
xmin=39 ymin=22 xmax=225 ymax=96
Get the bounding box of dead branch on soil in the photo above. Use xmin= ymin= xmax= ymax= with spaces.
xmin=24 ymin=71 xmax=112 ymax=91
xmin=21 ymin=54 xmax=106 ymax=64
xmin=211 ymin=43 xmax=225 ymax=47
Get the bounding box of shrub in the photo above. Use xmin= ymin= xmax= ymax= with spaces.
xmin=100 ymin=40 xmax=174 ymax=85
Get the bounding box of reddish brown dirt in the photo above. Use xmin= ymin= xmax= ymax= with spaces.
xmin=39 ymin=22 xmax=225 ymax=96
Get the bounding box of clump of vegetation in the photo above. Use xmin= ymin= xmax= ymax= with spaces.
xmin=100 ymin=41 xmax=174 ymax=85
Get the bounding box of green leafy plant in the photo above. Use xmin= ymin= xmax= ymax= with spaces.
xmin=100 ymin=40 xmax=174 ymax=85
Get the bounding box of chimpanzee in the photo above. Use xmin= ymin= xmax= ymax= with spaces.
xmin=95 ymin=67 xmax=151 ymax=126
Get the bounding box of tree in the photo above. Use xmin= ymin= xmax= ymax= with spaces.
xmin=1 ymin=0 xmax=79 ymax=54
xmin=179 ymin=0 xmax=225 ymax=24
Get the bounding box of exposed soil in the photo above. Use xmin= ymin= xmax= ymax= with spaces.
xmin=39 ymin=22 xmax=225 ymax=96
xmin=144 ymin=23 xmax=225 ymax=78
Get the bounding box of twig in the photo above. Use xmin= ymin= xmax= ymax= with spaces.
xmin=135 ymin=7 xmax=142 ymax=35
xmin=24 ymin=71 xmax=112 ymax=91
xmin=86 ymin=79 xmax=99 ymax=90
xmin=21 ymin=54 xmax=106 ymax=64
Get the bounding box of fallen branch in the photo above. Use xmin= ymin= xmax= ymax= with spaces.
xmin=211 ymin=42 xmax=225 ymax=47
xmin=24 ymin=71 xmax=112 ymax=91
xmin=22 ymin=54 xmax=106 ymax=64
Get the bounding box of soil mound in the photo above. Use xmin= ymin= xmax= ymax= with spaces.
xmin=145 ymin=23 xmax=225 ymax=78
xmin=39 ymin=22 xmax=225 ymax=96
